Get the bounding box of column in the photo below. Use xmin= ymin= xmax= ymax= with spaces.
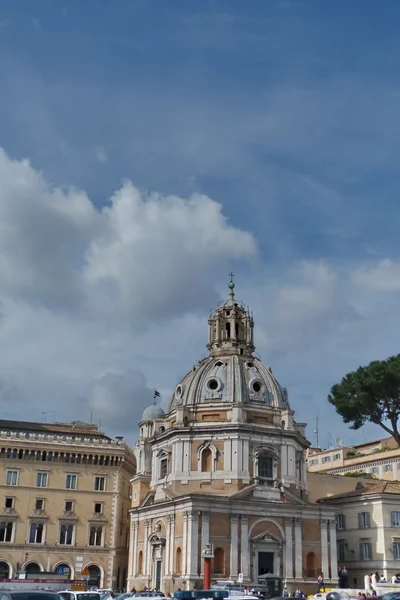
xmin=284 ymin=518 xmax=293 ymax=580
xmin=169 ymin=515 xmax=176 ymax=576
xmin=143 ymin=519 xmax=151 ymax=575
xmin=182 ymin=512 xmax=189 ymax=576
xmin=230 ymin=515 xmax=239 ymax=578
xmin=321 ymin=520 xmax=329 ymax=580
xmin=329 ymin=520 xmax=338 ymax=582
xmin=129 ymin=521 xmax=139 ymax=578
xmin=187 ymin=512 xmax=199 ymax=578
xmin=165 ymin=517 xmax=171 ymax=576
xmin=201 ymin=512 xmax=210 ymax=575
xmin=241 ymin=516 xmax=250 ymax=579
xmin=294 ymin=519 xmax=303 ymax=580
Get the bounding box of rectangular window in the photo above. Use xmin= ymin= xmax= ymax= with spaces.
xmin=370 ymin=467 xmax=379 ymax=474
xmin=65 ymin=474 xmax=77 ymax=489
xmin=5 ymin=497 xmax=14 ymax=509
xmin=360 ymin=541 xmax=372 ymax=560
xmin=94 ymin=476 xmax=106 ymax=491
xmin=321 ymin=456 xmax=332 ymax=463
xmin=333 ymin=453 xmax=341 ymax=461
xmin=36 ymin=472 xmax=48 ymax=488
xmin=337 ymin=540 xmax=346 ymax=562
xmin=89 ymin=525 xmax=103 ymax=547
xmin=94 ymin=502 xmax=102 ymax=514
xmin=336 ymin=514 xmax=346 ymax=530
xmin=0 ymin=522 xmax=13 ymax=542
xmin=309 ymin=459 xmax=319 ymax=466
xmin=160 ymin=458 xmax=168 ymax=479
xmin=35 ymin=499 xmax=44 ymax=511
xmin=29 ymin=523 xmax=44 ymax=544
xmin=393 ymin=542 xmax=400 ymax=560
xmin=384 ymin=464 xmax=392 ymax=472
xmin=65 ymin=501 xmax=73 ymax=512
xmin=358 ymin=512 xmax=371 ymax=528
xmin=59 ymin=524 xmax=74 ymax=545
xmin=391 ymin=511 xmax=400 ymax=527
xmin=6 ymin=470 xmax=18 ymax=486
xmin=258 ymin=456 xmax=273 ymax=479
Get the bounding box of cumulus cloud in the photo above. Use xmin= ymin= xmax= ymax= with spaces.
xmin=84 ymin=183 xmax=257 ymax=318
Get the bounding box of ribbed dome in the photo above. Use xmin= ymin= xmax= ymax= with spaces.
xmin=168 ymin=354 xmax=289 ymax=413
xmin=141 ymin=404 xmax=165 ymax=422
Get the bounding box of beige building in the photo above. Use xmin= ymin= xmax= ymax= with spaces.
xmin=0 ymin=419 xmax=136 ymax=588
xmin=128 ymin=279 xmax=338 ymax=594
xmin=318 ymin=481 xmax=400 ymax=586
xmin=307 ymin=437 xmax=400 ymax=480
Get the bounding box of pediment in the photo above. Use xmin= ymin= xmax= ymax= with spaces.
xmin=252 ymin=530 xmax=281 ymax=543
xmin=140 ymin=491 xmax=155 ymax=507
xmin=148 ymin=532 xmax=166 ymax=545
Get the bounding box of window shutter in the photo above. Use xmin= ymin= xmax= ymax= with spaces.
xmin=366 ymin=512 xmax=371 ymax=527
xmin=342 ymin=515 xmax=346 ymax=530
xmin=358 ymin=513 xmax=362 ymax=528
xmin=359 ymin=543 xmax=363 ymax=559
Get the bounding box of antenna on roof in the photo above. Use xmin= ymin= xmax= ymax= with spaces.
xmin=336 ymin=438 xmax=343 ymax=448
xmin=313 ymin=410 xmax=319 ymax=448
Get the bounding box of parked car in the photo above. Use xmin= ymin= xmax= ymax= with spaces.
xmin=0 ymin=592 xmax=61 ymax=600
xmin=59 ymin=592 xmax=101 ymax=600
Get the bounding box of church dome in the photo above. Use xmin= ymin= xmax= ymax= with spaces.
xmin=168 ymin=354 xmax=289 ymax=412
xmin=167 ymin=276 xmax=290 ymax=413
xmin=141 ymin=404 xmax=165 ymax=422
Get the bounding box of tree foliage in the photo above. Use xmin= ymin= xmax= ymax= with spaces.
xmin=328 ymin=354 xmax=400 ymax=446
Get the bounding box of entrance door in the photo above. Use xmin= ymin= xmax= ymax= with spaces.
xmin=155 ymin=560 xmax=162 ymax=590
xmin=258 ymin=552 xmax=274 ymax=576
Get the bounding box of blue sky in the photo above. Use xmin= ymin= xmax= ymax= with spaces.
xmin=1 ymin=0 xmax=400 ymax=447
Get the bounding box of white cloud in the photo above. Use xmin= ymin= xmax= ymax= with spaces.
xmin=352 ymin=259 xmax=400 ymax=292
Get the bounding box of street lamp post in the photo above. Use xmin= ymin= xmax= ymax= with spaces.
xmin=201 ymin=543 xmax=214 ymax=590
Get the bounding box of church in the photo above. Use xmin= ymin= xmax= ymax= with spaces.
xmin=127 ymin=279 xmax=338 ymax=593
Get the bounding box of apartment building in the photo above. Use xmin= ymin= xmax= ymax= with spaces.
xmin=307 ymin=437 xmax=400 ymax=480
xmin=318 ymin=481 xmax=400 ymax=586
xmin=0 ymin=419 xmax=136 ymax=588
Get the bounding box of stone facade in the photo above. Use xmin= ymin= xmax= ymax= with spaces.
xmin=128 ymin=280 xmax=338 ymax=593
xmin=318 ymin=481 xmax=400 ymax=586
xmin=0 ymin=419 xmax=135 ymax=588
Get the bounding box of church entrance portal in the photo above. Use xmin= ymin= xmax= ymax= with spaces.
xmin=155 ymin=561 xmax=162 ymax=590
xmin=258 ymin=552 xmax=274 ymax=577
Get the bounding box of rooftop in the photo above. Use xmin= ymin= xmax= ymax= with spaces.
xmin=0 ymin=419 xmax=112 ymax=439
xmin=317 ymin=480 xmax=400 ymax=502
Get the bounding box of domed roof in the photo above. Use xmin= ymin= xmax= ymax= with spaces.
xmin=168 ymin=354 xmax=289 ymax=413
xmin=167 ymin=276 xmax=290 ymax=414
xmin=141 ymin=404 xmax=165 ymax=422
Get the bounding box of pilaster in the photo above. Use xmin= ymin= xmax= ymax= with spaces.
xmin=240 ymin=515 xmax=250 ymax=579
xmin=186 ymin=512 xmax=199 ymax=578
xmin=329 ymin=520 xmax=338 ymax=582
xmin=230 ymin=515 xmax=239 ymax=578
xmin=294 ymin=518 xmax=302 ymax=580
xmin=321 ymin=519 xmax=329 ymax=580
xmin=169 ymin=515 xmax=175 ymax=576
xmin=182 ymin=511 xmax=189 ymax=576
xmin=284 ymin=518 xmax=293 ymax=580
xmin=201 ymin=512 xmax=210 ymax=575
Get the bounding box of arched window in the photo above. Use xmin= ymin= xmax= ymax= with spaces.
xmin=258 ymin=454 xmax=273 ymax=479
xmin=214 ymin=547 xmax=224 ymax=574
xmin=225 ymin=322 xmax=231 ymax=338
xmin=306 ymin=552 xmax=316 ymax=578
xmin=235 ymin=323 xmax=239 ymax=338
xmin=137 ymin=551 xmax=143 ymax=574
xmin=175 ymin=547 xmax=182 ymax=574
xmin=201 ymin=448 xmax=213 ymax=472
xmin=25 ymin=562 xmax=41 ymax=575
